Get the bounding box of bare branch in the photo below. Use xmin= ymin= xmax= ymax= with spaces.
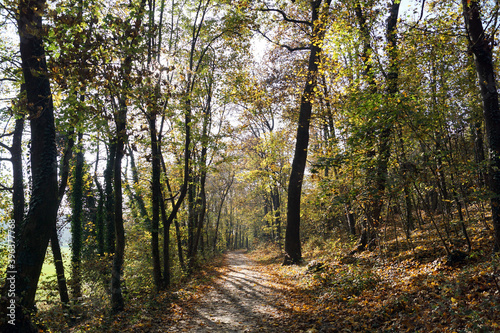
xmin=260 ymin=7 xmax=312 ymax=26
xmin=409 ymin=0 xmax=426 ymax=30
xmin=0 ymin=132 xmax=14 ymax=139
xmin=0 ymin=183 xmax=13 ymax=192
xmin=0 ymin=141 xmax=12 ymax=151
xmin=255 ymin=28 xmax=310 ymax=52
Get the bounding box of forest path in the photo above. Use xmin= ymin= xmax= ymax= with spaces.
xmin=168 ymin=250 xmax=287 ymax=332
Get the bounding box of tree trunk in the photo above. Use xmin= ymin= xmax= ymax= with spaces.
xmin=12 ymin=116 xmax=24 ymax=240
xmin=50 ymin=227 xmax=70 ymax=307
xmin=53 ymin=130 xmax=74 ymax=308
xmin=159 ymin=190 xmax=171 ymax=287
xmin=95 ymin=177 xmax=105 ymax=256
xmin=163 ymin=160 xmax=187 ymax=272
xmin=0 ymin=0 xmax=59 ymax=330
xmin=284 ymin=0 xmax=331 ymax=265
xmin=371 ymin=0 xmax=400 ymax=225
xmin=187 ymin=174 xmax=197 ymax=269
xmin=111 ymin=98 xmax=127 ymax=313
xmin=213 ymin=179 xmax=233 ymax=252
xmin=271 ymin=188 xmax=282 ymax=248
xmin=462 ymin=0 xmax=500 ymax=251
xmin=104 ymin=142 xmax=116 ymax=255
xmin=71 ymin=133 xmax=84 ymax=298
xmin=150 ymin=114 xmax=163 ymax=291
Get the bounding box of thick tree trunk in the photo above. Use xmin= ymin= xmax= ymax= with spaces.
xmin=462 ymin=1 xmax=500 ymax=251
xmin=12 ymin=116 xmax=24 ymax=240
xmin=284 ymin=0 xmax=331 ymax=265
xmin=1 ymin=0 xmax=59 ymax=330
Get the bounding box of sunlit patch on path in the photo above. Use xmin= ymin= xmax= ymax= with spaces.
xmin=168 ymin=250 xmax=286 ymax=332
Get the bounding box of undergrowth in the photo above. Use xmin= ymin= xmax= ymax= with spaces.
xmin=249 ymin=218 xmax=500 ymax=332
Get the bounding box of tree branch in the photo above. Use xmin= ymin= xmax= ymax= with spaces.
xmin=0 ymin=183 xmax=13 ymax=192
xmin=260 ymin=7 xmax=312 ymax=26
xmin=255 ymin=28 xmax=310 ymax=52
xmin=0 ymin=132 xmax=14 ymax=139
xmin=0 ymin=141 xmax=12 ymax=151
xmin=407 ymin=0 xmax=426 ymax=30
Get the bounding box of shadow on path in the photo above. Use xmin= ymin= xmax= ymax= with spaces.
xmin=167 ymin=250 xmax=287 ymax=332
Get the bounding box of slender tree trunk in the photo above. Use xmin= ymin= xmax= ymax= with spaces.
xmin=372 ymin=0 xmax=400 ymax=224
xmin=71 ymin=133 xmax=84 ymax=298
xmin=462 ymin=0 xmax=500 ymax=251
xmin=150 ymin=114 xmax=163 ymax=291
xmin=187 ymin=174 xmax=197 ymax=267
xmin=50 ymin=227 xmax=70 ymax=307
xmin=191 ymin=179 xmax=206 ymax=267
xmin=190 ymin=93 xmax=211 ymax=269
xmin=159 ymin=190 xmax=171 ymax=287
xmin=284 ymin=0 xmax=331 ymax=265
xmin=95 ymin=178 xmax=105 ymax=256
xmin=111 ymin=97 xmax=127 ymax=313
xmin=164 ymin=170 xmax=186 ymax=272
xmin=53 ymin=130 xmax=74 ymax=308
xmin=104 ymin=143 xmax=116 ymax=255
xmin=213 ymin=179 xmax=233 ymax=252
xmin=271 ymin=188 xmax=282 ymax=248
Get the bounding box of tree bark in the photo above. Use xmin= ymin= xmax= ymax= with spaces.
xmin=50 ymin=227 xmax=70 ymax=307
xmin=462 ymin=0 xmax=500 ymax=251
xmin=52 ymin=130 xmax=74 ymax=308
xmin=12 ymin=116 xmax=24 ymax=240
xmin=284 ymin=0 xmax=331 ymax=265
xmin=104 ymin=142 xmax=116 ymax=255
xmin=111 ymin=97 xmax=126 ymax=313
xmin=159 ymin=189 xmax=171 ymax=287
xmin=0 ymin=0 xmax=59 ymax=330
xmin=150 ymin=113 xmax=163 ymax=291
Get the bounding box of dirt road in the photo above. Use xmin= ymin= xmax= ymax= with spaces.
xmin=168 ymin=250 xmax=286 ymax=332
